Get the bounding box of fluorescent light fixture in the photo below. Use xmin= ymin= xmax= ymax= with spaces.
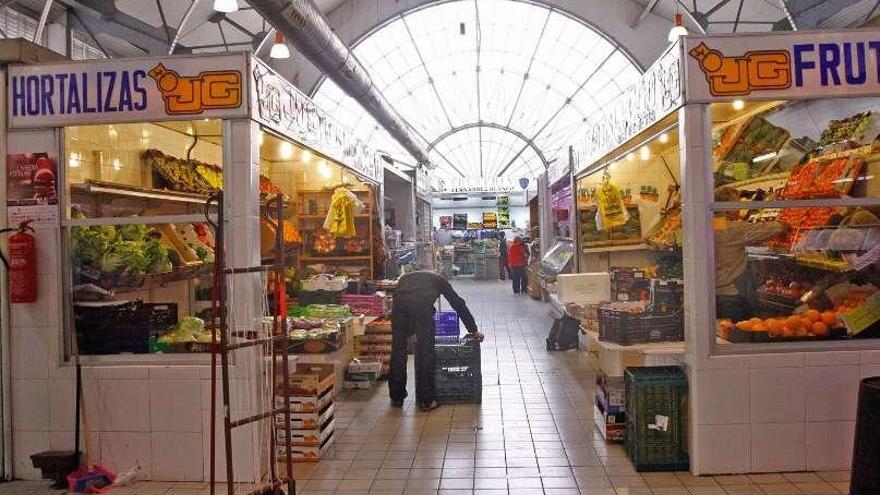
xmin=668 ymin=13 xmax=688 ymax=43
xmin=318 ymin=160 xmax=332 ymax=179
xmin=279 ymin=142 xmax=294 ymax=160
xmin=213 ymin=0 xmax=238 ymax=13
xmin=626 ymin=153 xmax=635 ymax=162
xmin=639 ymin=145 xmax=650 ymax=160
xmin=732 ymin=99 xmax=745 ymax=110
xmin=658 ymin=133 xmax=669 ymax=144
xmin=301 ymin=149 xmax=313 ymax=163
xmin=112 ymin=158 xmax=121 ymax=171
xmin=270 ymin=31 xmax=290 ymax=59
xmin=752 ymin=152 xmax=777 ymax=163
xmin=69 ymin=152 xmax=80 ymax=168
xmin=108 ymin=125 xmax=118 ymax=140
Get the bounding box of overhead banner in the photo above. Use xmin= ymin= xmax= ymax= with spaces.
xmin=685 ymin=30 xmax=880 ymax=103
xmin=249 ymin=58 xmax=382 ymax=183
xmin=8 ymin=53 xmax=249 ymax=128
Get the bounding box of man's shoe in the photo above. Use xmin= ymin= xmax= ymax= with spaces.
xmin=390 ymin=399 xmax=404 ymax=408
xmin=418 ymin=400 xmax=440 ymax=411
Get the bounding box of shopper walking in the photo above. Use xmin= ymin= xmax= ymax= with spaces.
xmin=498 ymin=232 xmax=509 ymax=280
xmin=389 ymin=270 xmax=483 ymax=411
xmin=508 ymin=236 xmax=529 ymax=294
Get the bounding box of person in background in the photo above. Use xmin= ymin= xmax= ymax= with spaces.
xmin=389 ymin=270 xmax=484 ymax=411
xmin=508 ymin=236 xmax=530 ymax=294
xmin=714 ymin=186 xmax=786 ymax=321
xmin=498 ymin=231 xmax=509 ymax=280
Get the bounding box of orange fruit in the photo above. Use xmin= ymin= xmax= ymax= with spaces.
xmin=750 ymin=317 xmax=763 ymax=326
xmin=736 ymin=320 xmax=753 ymax=331
xmin=805 ymin=309 xmax=821 ymax=322
xmin=811 ymin=321 xmax=829 ymax=337
xmin=821 ymin=311 xmax=837 ymax=326
xmin=769 ymin=324 xmax=784 ymax=338
xmin=794 ymin=327 xmax=808 ymax=337
xmin=782 ymin=326 xmax=794 ymax=338
xmin=753 ymin=323 xmax=768 ymax=333
xmin=800 ymin=317 xmax=813 ymax=330
xmin=786 ymin=316 xmax=802 ymax=329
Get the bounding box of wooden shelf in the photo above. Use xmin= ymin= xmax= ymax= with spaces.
xmin=582 ymin=243 xmax=649 ymax=254
xmin=72 ymin=180 xmax=211 ymax=205
xmin=297 ymin=214 xmax=371 ymax=220
xmin=301 ymin=255 xmax=372 ymax=262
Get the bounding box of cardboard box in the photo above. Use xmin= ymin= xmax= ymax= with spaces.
xmin=347 ymin=358 xmax=382 ymax=374
xmin=276 ymin=418 xmax=335 ymax=446
xmin=274 ymin=388 xmax=335 ymax=413
xmin=277 ymin=363 xmax=335 ymax=396
xmin=343 ymin=380 xmax=374 ymax=389
xmin=556 ymin=272 xmax=611 ymax=304
xmin=276 ymin=431 xmax=335 ymax=462
xmin=275 ymin=402 xmax=335 ymax=430
xmin=594 ymin=403 xmax=625 ymax=442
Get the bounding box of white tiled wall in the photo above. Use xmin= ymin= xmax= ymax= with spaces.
xmin=690 ymin=352 xmax=874 ymax=474
xmin=7 ymin=123 xmax=265 ymax=482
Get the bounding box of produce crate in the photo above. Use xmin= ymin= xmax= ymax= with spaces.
xmin=276 ymin=363 xmax=335 ymax=396
xmin=274 ymin=388 xmax=335 ymax=413
xmin=434 ymin=337 xmax=481 ymax=404
xmin=74 ymin=301 xmax=178 ymax=355
xmin=625 ymin=366 xmax=689 ymax=472
xmin=434 ymin=311 xmax=460 ymax=337
xmin=340 ymin=294 xmax=385 ymax=316
xmin=598 ymin=309 xmax=683 ymax=346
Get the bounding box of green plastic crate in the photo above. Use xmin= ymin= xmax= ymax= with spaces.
xmin=624 ymin=366 xmax=689 ymax=472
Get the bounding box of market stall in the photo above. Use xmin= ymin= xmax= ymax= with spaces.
xmin=382 ymin=164 xmax=416 ymax=278
xmin=5 ymin=53 xmax=384 ymax=480
xmin=571 ymin=30 xmax=880 ymax=475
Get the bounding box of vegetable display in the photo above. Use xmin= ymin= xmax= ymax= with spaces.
xmin=818 ymin=112 xmax=872 ymax=147
xmin=71 ymin=212 xmax=173 ymax=280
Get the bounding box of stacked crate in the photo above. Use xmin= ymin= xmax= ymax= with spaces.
xmin=434 ymin=336 xmax=482 ymax=404
xmin=275 ymin=363 xmax=336 ymax=463
xmin=624 ymin=366 xmax=689 ymax=471
xmin=353 ymin=318 xmax=392 ymax=377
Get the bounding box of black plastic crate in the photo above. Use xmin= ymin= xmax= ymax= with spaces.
xmin=624 ymin=366 xmax=689 ymax=472
xmin=74 ymin=300 xmax=178 ymax=355
xmin=434 ymin=336 xmax=481 ymax=404
xmin=599 ymin=309 xmax=683 ymax=345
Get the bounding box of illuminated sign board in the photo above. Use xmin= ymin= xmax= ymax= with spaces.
xmin=685 ymin=30 xmax=880 ymax=102
xmin=8 ymin=53 xmax=248 ymax=128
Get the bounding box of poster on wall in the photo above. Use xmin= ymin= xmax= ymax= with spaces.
xmin=440 ymin=216 xmax=452 ymax=229
xmin=7 ymin=152 xmax=59 ymax=226
xmin=452 ymin=214 xmax=468 ymax=230
xmin=497 ymin=195 xmax=511 ymax=229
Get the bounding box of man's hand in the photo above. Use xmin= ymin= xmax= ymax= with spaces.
xmin=470 ymin=331 xmax=485 ymax=343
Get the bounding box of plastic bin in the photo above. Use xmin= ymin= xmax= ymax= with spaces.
xmin=624 ymin=366 xmax=689 ymax=471
xmin=74 ymin=301 xmax=178 ymax=355
xmin=599 ymin=309 xmax=683 ymax=345
xmin=434 ymin=311 xmax=460 ymax=337
xmin=434 ymin=336 xmax=481 ymax=403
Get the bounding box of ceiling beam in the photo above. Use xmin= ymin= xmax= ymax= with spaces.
xmin=632 ymin=0 xmax=660 ymax=28
xmin=66 ymin=0 xmax=185 ymax=54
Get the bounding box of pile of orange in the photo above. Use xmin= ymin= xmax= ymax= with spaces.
xmin=731 ymin=309 xmax=838 ymax=339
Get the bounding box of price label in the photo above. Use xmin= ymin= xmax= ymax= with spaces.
xmin=841 ymin=292 xmax=880 ymax=336
xmin=847 ymin=244 xmax=880 ymax=272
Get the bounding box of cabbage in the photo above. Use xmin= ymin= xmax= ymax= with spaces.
xmin=176 ymin=317 xmax=205 ymax=341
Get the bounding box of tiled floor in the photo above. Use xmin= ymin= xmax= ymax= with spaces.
xmin=1 ymin=280 xmax=851 ymax=494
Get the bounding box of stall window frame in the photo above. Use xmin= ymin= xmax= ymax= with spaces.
xmin=701 ymin=99 xmax=880 ymax=356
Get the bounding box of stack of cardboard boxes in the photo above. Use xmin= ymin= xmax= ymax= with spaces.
xmin=275 ymin=363 xmax=337 ymax=462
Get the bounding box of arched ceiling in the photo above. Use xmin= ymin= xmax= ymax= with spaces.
xmin=311 ymin=0 xmax=642 ymax=180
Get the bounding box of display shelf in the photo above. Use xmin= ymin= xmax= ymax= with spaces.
xmin=582 ymin=327 xmax=686 ymax=355
xmin=297 ymin=214 xmax=371 ymax=220
xmin=73 ymin=263 xmax=212 ymax=295
xmin=748 ymin=250 xmax=853 ymax=273
xmin=301 ymin=255 xmax=372 ymax=262
xmin=582 ymin=243 xmax=650 ymax=254
xmin=72 ymin=180 xmax=210 ymax=204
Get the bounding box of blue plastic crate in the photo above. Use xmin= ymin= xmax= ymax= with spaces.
xmin=434 ymin=311 xmax=460 ymax=337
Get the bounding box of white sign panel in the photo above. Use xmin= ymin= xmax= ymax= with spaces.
xmin=685 ymin=30 xmax=880 ymax=103
xmin=249 ymin=59 xmax=382 ymax=183
xmin=433 ymin=177 xmax=531 ymax=194
xmin=577 ymin=44 xmax=683 ymax=168
xmin=8 ymin=53 xmax=249 ymax=128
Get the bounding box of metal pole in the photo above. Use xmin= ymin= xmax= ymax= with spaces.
xmin=34 ymin=0 xmax=53 ymax=44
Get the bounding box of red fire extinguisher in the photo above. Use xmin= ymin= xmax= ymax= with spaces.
xmin=7 ymin=220 xmax=37 ymax=304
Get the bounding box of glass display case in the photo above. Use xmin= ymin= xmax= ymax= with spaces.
xmin=537 ymin=238 xmax=575 ymax=293
xmin=710 ymin=97 xmax=880 ymax=346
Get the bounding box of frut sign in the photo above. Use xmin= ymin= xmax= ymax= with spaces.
xmin=8 ymin=53 xmax=248 ymax=128
xmin=684 ymin=30 xmax=880 ymax=103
